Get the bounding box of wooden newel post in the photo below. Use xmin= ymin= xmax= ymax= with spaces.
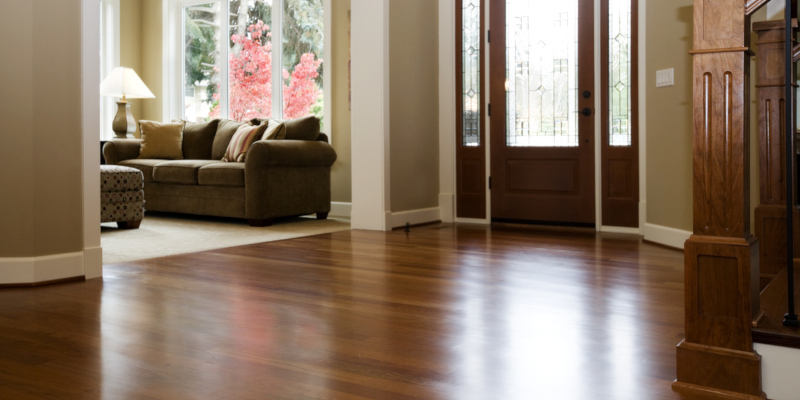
xmin=753 ymin=20 xmax=800 ymax=290
xmin=672 ymin=1 xmax=765 ymax=399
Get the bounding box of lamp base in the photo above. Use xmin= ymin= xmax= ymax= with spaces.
xmin=112 ymin=101 xmax=136 ymax=139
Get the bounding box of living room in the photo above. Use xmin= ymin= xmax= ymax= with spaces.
xmin=6 ymin=0 xmax=800 ymax=398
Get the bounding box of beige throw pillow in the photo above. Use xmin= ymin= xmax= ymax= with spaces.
xmin=138 ymin=120 xmax=185 ymax=160
xmin=223 ymin=124 xmax=269 ymax=162
xmin=261 ymin=120 xmax=287 ymax=140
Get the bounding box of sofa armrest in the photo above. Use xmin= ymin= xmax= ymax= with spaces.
xmin=244 ymin=140 xmax=337 ymax=220
xmin=245 ymin=140 xmax=337 ymax=169
xmin=103 ymin=139 xmax=141 ymax=165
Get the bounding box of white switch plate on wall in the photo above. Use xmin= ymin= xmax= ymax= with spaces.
xmin=656 ymin=68 xmax=674 ymax=87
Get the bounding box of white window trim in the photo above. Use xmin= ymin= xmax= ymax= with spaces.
xmin=165 ymin=0 xmax=331 ymax=134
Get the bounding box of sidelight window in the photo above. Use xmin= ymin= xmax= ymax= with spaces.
xmin=608 ymin=0 xmax=631 ymax=146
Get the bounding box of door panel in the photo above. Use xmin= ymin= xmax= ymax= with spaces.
xmin=490 ymin=0 xmax=595 ymax=225
xmin=601 ymin=0 xmax=639 ymax=227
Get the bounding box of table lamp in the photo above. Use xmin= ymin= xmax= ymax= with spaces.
xmin=100 ymin=67 xmax=155 ymax=139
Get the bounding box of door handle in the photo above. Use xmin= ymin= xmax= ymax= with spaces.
xmin=581 ymin=108 xmax=592 ymax=117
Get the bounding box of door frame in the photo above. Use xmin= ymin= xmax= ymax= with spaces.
xmin=443 ymin=0 xmax=645 ymax=233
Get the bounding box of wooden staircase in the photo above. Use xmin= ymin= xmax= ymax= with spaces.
xmin=754 ymin=261 xmax=800 ymax=349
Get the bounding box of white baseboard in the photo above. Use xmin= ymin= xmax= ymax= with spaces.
xmin=756 ymin=343 xmax=800 ymax=400
xmin=600 ymin=225 xmax=641 ymax=235
xmin=456 ymin=217 xmax=490 ymax=225
xmin=643 ymin=223 xmax=691 ymax=250
xmin=439 ymin=193 xmax=455 ymax=223
xmin=391 ymin=207 xmax=441 ymax=229
xmin=330 ymin=202 xmax=352 ymax=218
xmin=0 ymin=251 xmax=85 ymax=284
xmin=84 ymin=246 xmax=103 ymax=279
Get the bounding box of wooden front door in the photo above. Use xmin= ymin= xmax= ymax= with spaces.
xmin=490 ymin=0 xmax=596 ymax=225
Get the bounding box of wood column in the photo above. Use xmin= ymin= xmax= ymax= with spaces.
xmin=672 ymin=1 xmax=765 ymax=399
xmin=753 ymin=20 xmax=800 ymax=291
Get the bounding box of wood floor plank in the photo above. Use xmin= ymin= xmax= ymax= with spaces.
xmin=0 ymin=223 xmax=684 ymax=399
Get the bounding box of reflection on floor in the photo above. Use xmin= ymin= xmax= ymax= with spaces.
xmin=0 ymin=223 xmax=684 ymax=400
xmin=101 ymin=211 xmax=350 ymax=264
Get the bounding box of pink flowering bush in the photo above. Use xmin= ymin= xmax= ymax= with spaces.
xmin=210 ymin=21 xmax=322 ymax=122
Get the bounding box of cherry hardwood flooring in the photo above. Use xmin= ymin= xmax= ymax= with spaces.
xmin=0 ymin=224 xmax=685 ymax=400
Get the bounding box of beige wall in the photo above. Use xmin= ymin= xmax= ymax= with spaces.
xmin=331 ymin=0 xmax=352 ymax=203
xmin=389 ymin=0 xmax=440 ymax=212
xmin=140 ymin=0 xmax=163 ymax=124
xmin=645 ymin=1 xmax=694 ymax=231
xmin=0 ymin=0 xmax=84 ymax=257
xmin=119 ymin=0 xmax=162 ymax=134
xmin=121 ymin=0 xmax=143 ymax=136
xmin=645 ymin=2 xmax=763 ymax=233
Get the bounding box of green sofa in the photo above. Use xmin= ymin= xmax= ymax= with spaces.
xmin=102 ymin=117 xmax=337 ymax=226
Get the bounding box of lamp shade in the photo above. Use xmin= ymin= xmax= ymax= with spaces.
xmin=100 ymin=67 xmax=155 ymax=99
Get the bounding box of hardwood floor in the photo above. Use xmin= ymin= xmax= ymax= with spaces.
xmin=0 ymin=224 xmax=685 ymax=400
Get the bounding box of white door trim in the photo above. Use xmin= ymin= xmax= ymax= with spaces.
xmin=350 ymin=0 xmax=391 ymax=231
xmin=443 ymin=0 xmax=646 ymax=233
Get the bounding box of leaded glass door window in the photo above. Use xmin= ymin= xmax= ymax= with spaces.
xmin=505 ymin=0 xmax=579 ymax=147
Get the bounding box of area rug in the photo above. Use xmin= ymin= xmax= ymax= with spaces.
xmin=101 ymin=212 xmax=350 ymax=265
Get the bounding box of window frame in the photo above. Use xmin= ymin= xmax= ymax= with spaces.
xmin=166 ymin=0 xmax=331 ymax=129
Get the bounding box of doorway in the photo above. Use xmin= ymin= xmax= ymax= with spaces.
xmin=489 ymin=0 xmax=595 ymax=225
xmin=455 ymin=0 xmax=639 ymax=228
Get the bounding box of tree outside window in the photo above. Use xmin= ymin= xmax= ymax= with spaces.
xmin=184 ymin=0 xmax=324 ymax=124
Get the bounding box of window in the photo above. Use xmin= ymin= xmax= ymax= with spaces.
xmin=608 ymin=0 xmax=631 ymax=146
xmin=174 ymin=0 xmax=325 ymax=126
xmin=460 ymin=0 xmax=481 ymax=147
xmin=505 ymin=0 xmax=579 ymax=147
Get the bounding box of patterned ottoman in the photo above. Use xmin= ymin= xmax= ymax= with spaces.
xmin=101 ymin=165 xmax=145 ymax=229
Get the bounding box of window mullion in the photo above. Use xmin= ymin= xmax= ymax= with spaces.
xmin=271 ymin=0 xmax=284 ymax=119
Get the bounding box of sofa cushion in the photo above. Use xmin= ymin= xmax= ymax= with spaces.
xmin=153 ymin=160 xmax=225 ymax=185
xmin=182 ymin=119 xmax=220 ymax=159
xmin=223 ymin=124 xmax=268 ymax=162
xmin=138 ymin=120 xmax=185 ymax=160
xmin=212 ymin=120 xmax=250 ymax=160
xmin=251 ymin=116 xmax=319 ymax=141
xmin=198 ymin=163 xmax=245 ymax=187
xmin=284 ymin=116 xmax=320 ymax=141
xmin=261 ymin=120 xmax=287 ymax=140
xmin=118 ymin=159 xmax=164 ymax=183
xmin=100 ymin=165 xmax=144 ymax=192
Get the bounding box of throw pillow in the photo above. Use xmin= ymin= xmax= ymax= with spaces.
xmin=175 ymin=119 xmax=220 ymax=159
xmin=261 ymin=120 xmax=287 ymax=140
xmin=138 ymin=120 xmax=185 ymax=160
xmin=250 ymin=116 xmax=319 ymax=141
xmin=212 ymin=119 xmax=251 ymax=160
xmin=222 ymin=124 xmax=268 ymax=162
xmin=284 ymin=115 xmax=320 ymax=141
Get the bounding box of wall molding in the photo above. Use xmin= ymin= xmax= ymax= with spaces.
xmin=330 ymin=202 xmax=352 ymax=218
xmin=438 ymin=0 xmax=456 ymax=224
xmin=391 ymin=207 xmax=441 ymax=229
xmin=83 ymin=0 xmax=103 ymax=280
xmin=600 ymin=226 xmax=641 ymax=235
xmin=643 ymin=223 xmax=691 ymax=250
xmin=350 ymin=0 xmax=391 ymax=231
xmin=0 ymin=251 xmax=85 ymax=285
